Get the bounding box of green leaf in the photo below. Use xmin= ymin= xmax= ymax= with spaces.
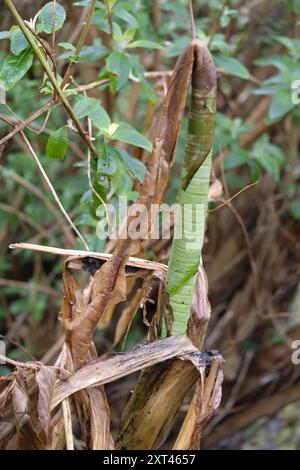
xmin=97 ymin=143 xmax=118 ymax=176
xmin=254 ymin=55 xmax=296 ymax=83
xmin=0 ymin=48 xmax=33 ymax=90
xmin=90 ymin=106 xmax=111 ymax=130
xmin=275 ymin=36 xmax=300 ymax=59
xmin=251 ymin=135 xmax=284 ymax=182
xmin=0 ymin=31 xmax=11 ymax=40
xmin=79 ymin=42 xmax=107 ymax=61
xmin=224 ymin=146 xmax=249 ymax=170
xmin=74 ymin=97 xmax=100 ymax=119
xmin=123 ymin=28 xmax=136 ymax=42
xmin=140 ymin=75 xmax=157 ymax=103
xmin=112 ymin=22 xmax=123 ymax=43
xmin=58 ymin=42 xmax=76 ymax=53
xmin=10 ymin=27 xmax=29 ymax=56
xmin=112 ymin=122 xmax=152 ymax=152
xmin=255 ymin=155 xmax=280 ymax=181
xmin=130 ymin=56 xmax=156 ymax=103
xmin=74 ymin=96 xmax=111 ymax=129
xmin=127 ymin=39 xmax=163 ymax=50
xmin=113 ymin=9 xmax=138 ymax=28
xmin=46 ymin=126 xmax=68 ymax=160
xmin=106 ymin=52 xmax=131 ymax=90
xmin=166 ymin=37 xmax=189 ymax=58
xmin=215 ymin=55 xmax=250 ymax=79
xmin=58 ymin=42 xmax=80 ymax=63
xmin=268 ymin=89 xmax=295 ymax=122
xmin=117 ymin=148 xmax=146 ymax=183
xmin=36 ymin=2 xmax=66 ymax=34
xmin=108 ymin=0 xmax=118 ymax=8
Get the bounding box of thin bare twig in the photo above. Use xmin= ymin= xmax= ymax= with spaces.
xmin=0 ymin=112 xmax=86 ymax=161
xmin=188 ymin=0 xmax=196 ymax=40
xmin=70 ymin=78 xmax=110 ymax=92
xmin=51 ymin=0 xmax=57 ymax=63
xmin=208 ymin=0 xmax=227 ymax=48
xmin=61 ymin=0 xmax=97 ymax=89
xmin=0 ymin=202 xmax=47 ymax=234
xmin=0 ymin=354 xmax=39 ymax=369
xmin=19 ymin=131 xmax=90 ymax=250
xmin=9 ymin=242 xmax=168 ymax=274
xmin=24 ymin=22 xmax=56 ymax=72
xmin=36 ymin=106 xmax=52 ymax=134
xmin=104 ymin=0 xmax=114 ymax=50
xmin=220 ymin=153 xmax=259 ymax=302
xmin=209 ymin=181 xmax=259 ymax=212
xmin=0 ymin=335 xmax=37 ymax=361
xmin=0 ymin=100 xmax=55 ymax=146
xmin=0 ymin=167 xmax=75 ymax=245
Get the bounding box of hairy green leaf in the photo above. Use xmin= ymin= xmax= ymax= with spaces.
xmin=113 ymin=9 xmax=138 ymax=28
xmin=127 ymin=40 xmax=162 ymax=50
xmin=74 ymin=97 xmax=100 ymax=119
xmin=90 ymin=106 xmax=111 ymax=130
xmin=117 ymin=148 xmax=146 ymax=183
xmin=0 ymin=48 xmax=33 ymax=90
xmin=36 ymin=2 xmax=66 ymax=34
xmin=112 ymin=123 xmax=152 ymax=152
xmin=97 ymin=144 xmax=118 ymax=176
xmin=215 ymin=55 xmax=250 ymax=79
xmin=46 ymin=126 xmax=68 ymax=160
xmin=268 ymin=89 xmax=295 ymax=122
xmin=10 ymin=27 xmax=29 ymax=55
xmin=106 ymin=52 xmax=131 ymax=90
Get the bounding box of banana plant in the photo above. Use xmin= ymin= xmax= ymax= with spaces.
xmin=165 ymin=42 xmax=217 ymax=336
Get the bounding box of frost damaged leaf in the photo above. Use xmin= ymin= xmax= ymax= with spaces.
xmin=36 ymin=366 xmax=57 ymax=433
xmin=187 ymin=266 xmax=211 ymax=349
xmin=61 ymin=255 xmax=127 ymax=369
xmin=173 ymin=355 xmax=224 ymax=450
xmin=87 ymin=387 xmax=114 ymax=450
xmin=0 ymin=376 xmax=14 ymax=416
xmin=11 ymin=372 xmax=46 ymax=450
xmin=12 ymin=377 xmax=29 ymax=428
xmin=52 ymin=336 xmax=198 ymax=408
xmin=114 ymin=286 xmax=143 ymax=346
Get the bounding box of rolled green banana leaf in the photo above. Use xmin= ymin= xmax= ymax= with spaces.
xmin=165 ymin=40 xmax=217 ymax=336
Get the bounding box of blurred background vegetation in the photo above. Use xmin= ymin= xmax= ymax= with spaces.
xmin=0 ymin=0 xmax=300 ymax=449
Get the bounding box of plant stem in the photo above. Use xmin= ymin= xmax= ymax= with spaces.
xmin=0 ymin=100 xmax=55 ymax=146
xmin=61 ymin=0 xmax=97 ymax=88
xmin=188 ymin=0 xmax=196 ymax=40
xmin=165 ymin=42 xmax=216 ymax=336
xmin=104 ymin=0 xmax=114 ymax=50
